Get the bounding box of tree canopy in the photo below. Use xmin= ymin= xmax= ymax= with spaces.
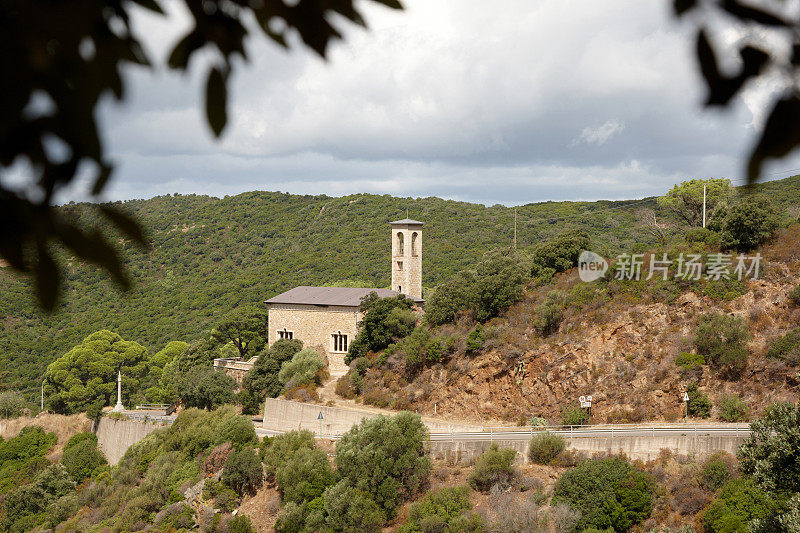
xmin=346 ymin=294 xmax=417 ymax=364
xmin=43 ymin=330 xmax=148 ymax=415
xmin=657 ymin=178 xmax=732 ymax=227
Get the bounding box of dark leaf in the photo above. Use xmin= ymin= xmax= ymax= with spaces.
xmin=131 ymin=0 xmax=165 ymax=14
xmin=99 ymin=205 xmax=149 ymax=248
xmin=697 ymin=30 xmax=769 ymax=106
xmin=721 ymin=0 xmax=789 ymax=27
xmin=206 ymin=66 xmax=228 ymax=137
xmin=35 ymin=245 xmax=60 ymax=312
xmin=168 ymin=31 xmax=202 ymax=70
xmin=91 ymin=163 xmax=113 ymax=195
xmin=747 ymin=95 xmax=800 ymax=183
xmin=673 ymin=0 xmax=697 ymax=16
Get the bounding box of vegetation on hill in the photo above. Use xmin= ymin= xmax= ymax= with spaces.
xmin=335 ymin=204 xmax=800 ymax=423
xmin=3 ymin=176 xmax=798 ymax=398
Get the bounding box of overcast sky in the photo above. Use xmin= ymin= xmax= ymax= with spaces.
xmin=71 ymin=0 xmax=800 ymax=205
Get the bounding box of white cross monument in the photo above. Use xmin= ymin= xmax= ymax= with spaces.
xmin=112 ymin=371 xmax=125 ymax=412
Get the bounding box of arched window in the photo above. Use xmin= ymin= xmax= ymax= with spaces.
xmin=397 ymin=232 xmax=404 ymax=255
xmin=411 ymin=232 xmax=419 ymax=256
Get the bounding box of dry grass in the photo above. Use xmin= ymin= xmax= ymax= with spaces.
xmin=0 ymin=413 xmax=91 ymax=460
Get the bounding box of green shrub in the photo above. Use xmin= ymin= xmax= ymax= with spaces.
xmin=790 ymin=284 xmax=800 ymax=307
xmin=694 ymin=312 xmax=749 ymax=379
xmin=61 ymin=432 xmax=107 ymax=482
xmin=530 ymin=229 xmax=590 ymax=276
xmin=402 ymin=327 xmax=431 ymax=372
xmin=685 ymin=227 xmax=721 ymax=245
xmin=228 ymin=514 xmax=256 ymax=533
xmin=222 ymin=447 xmax=263 ymax=496
xmin=0 ymin=426 xmax=58 ymax=495
xmin=279 ymin=348 xmax=326 ymax=389
xmin=425 ymin=338 xmax=444 ymax=364
xmin=262 ymin=430 xmax=315 ymax=478
xmin=552 ymin=457 xmax=655 ymax=531
xmin=177 ymin=365 xmax=237 ymax=410
xmin=561 ymin=403 xmax=589 ymax=426
xmin=738 ymin=402 xmax=800 ymax=493
xmin=702 ymin=479 xmax=778 ymax=533
xmin=276 ymin=446 xmax=335 ymax=504
xmin=425 ymin=271 xmax=478 ymax=327
xmin=528 ymin=432 xmax=566 ymax=465
xmin=472 ymin=250 xmax=529 ymax=322
xmin=703 ymin=278 xmax=747 ymax=302
xmin=465 ymin=326 xmax=484 ymax=354
xmin=218 ymin=415 xmax=257 ymax=449
xmin=399 ymin=485 xmax=483 ymax=533
xmin=765 ymin=329 xmax=800 ymax=365
xmin=718 ymin=394 xmax=749 ymax=422
xmin=468 ymin=443 xmax=516 ymax=492
xmin=2 ymin=464 xmax=76 ymax=531
xmin=335 ymin=411 xmax=431 ymax=516
xmin=700 ymin=453 xmax=736 ymax=491
xmin=713 ymin=193 xmax=780 ymax=252
xmin=687 ymin=383 xmax=712 ymax=418
xmin=323 ymin=480 xmax=385 ymax=533
xmin=534 ymin=302 xmax=563 ymax=337
xmin=0 ymin=391 xmax=27 ymax=419
xmin=241 ymin=339 xmax=303 ymax=412
xmin=426 ymin=250 xmax=528 ymax=326
xmin=346 ymin=294 xmax=416 ymax=363
xmin=675 ymin=351 xmax=705 ymax=370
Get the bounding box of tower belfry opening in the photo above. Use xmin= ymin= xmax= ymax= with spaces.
xmin=390 ymin=218 xmax=423 ymax=300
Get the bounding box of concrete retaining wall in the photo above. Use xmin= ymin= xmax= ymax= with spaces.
xmin=427 ymin=434 xmax=747 ymax=465
xmin=263 ymin=398 xmax=483 ymax=435
xmin=95 ymin=417 xmax=164 ymax=465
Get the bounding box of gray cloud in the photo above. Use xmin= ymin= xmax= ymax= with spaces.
xmin=66 ymin=0 xmax=798 ymax=206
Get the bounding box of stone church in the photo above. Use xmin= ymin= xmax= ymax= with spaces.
xmin=263 ymin=218 xmax=425 ymax=374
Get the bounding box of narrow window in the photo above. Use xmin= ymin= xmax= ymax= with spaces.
xmin=278 ymin=329 xmax=293 ymax=340
xmin=397 ymin=261 xmax=403 ymax=271
xmin=397 ymin=232 xmax=404 ymax=255
xmin=398 ymin=285 xmax=402 ymax=293
xmin=411 ymin=232 xmax=418 ymax=256
xmin=331 ymin=332 xmax=348 ymax=352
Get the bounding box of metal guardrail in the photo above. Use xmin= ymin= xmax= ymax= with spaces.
xmin=121 ymin=413 xmax=175 ymax=424
xmin=134 ymin=404 xmax=169 ymax=410
xmin=261 ymin=423 xmax=751 ymax=441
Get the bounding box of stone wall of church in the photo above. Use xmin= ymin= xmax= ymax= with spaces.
xmin=267 ymin=304 xmax=361 ymax=375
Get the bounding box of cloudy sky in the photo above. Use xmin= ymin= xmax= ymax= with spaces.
xmin=78 ymin=1 xmax=799 ymax=204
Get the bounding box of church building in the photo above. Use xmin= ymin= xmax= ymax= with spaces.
xmin=264 ymin=218 xmax=424 ymax=374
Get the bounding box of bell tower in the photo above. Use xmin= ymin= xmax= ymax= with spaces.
xmin=390 ymin=218 xmax=423 ymax=300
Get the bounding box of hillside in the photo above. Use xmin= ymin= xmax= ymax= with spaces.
xmin=1 ymin=176 xmax=800 ymax=395
xmin=338 ymin=225 xmax=800 ymax=425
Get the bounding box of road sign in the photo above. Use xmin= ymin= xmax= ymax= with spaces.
xmin=682 ymin=392 xmax=689 ymax=402
xmin=579 ymin=396 xmax=586 ymax=403
xmin=317 ymin=412 xmax=324 ymax=420
xmin=587 ymin=395 xmax=593 ymax=403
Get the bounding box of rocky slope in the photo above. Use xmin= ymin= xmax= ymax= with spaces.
xmin=344 ymin=227 xmax=800 ymax=424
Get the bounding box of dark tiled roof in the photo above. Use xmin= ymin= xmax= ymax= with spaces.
xmin=264 ymin=286 xmax=423 ymax=307
xmin=389 ymin=218 xmax=424 ymax=225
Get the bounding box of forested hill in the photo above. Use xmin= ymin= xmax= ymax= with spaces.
xmin=2 ymin=176 xmax=800 ymax=394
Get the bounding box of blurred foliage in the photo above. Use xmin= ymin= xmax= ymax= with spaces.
xmin=675 ymin=1 xmax=800 ymax=182
xmin=0 ymin=0 xmax=403 ymax=310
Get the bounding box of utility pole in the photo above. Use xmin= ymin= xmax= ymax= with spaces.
xmin=513 ymin=207 xmax=517 ymax=250
xmin=702 ymin=184 xmax=707 ymax=228
xmin=40 ymin=381 xmax=44 ymax=411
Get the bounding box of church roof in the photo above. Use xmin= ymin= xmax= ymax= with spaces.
xmin=389 ymin=218 xmax=424 ymax=225
xmin=264 ymin=286 xmax=423 ymax=307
